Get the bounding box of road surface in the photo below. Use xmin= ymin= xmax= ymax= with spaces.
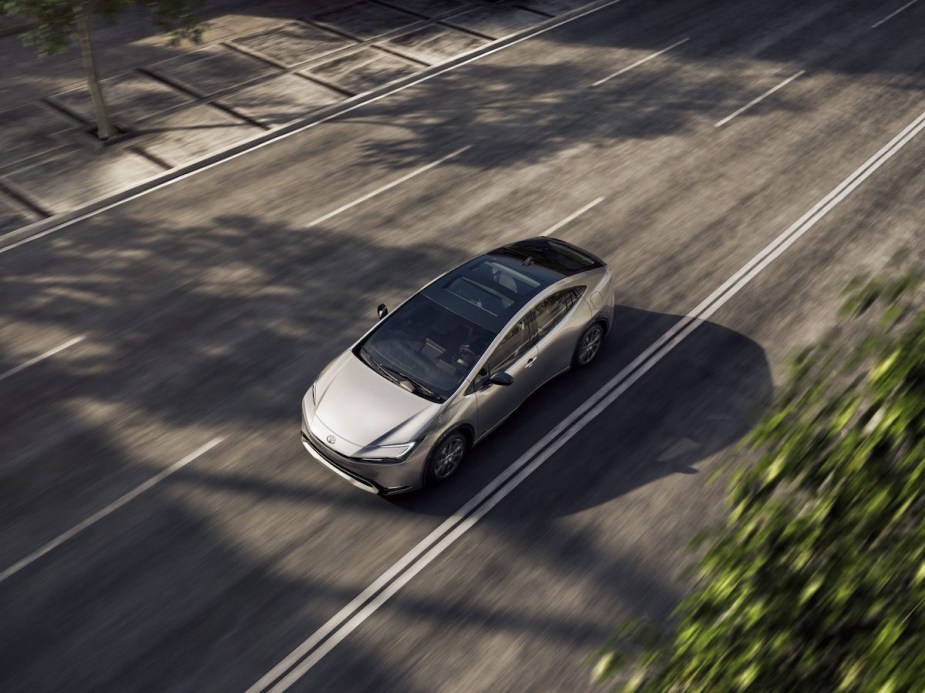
xmin=0 ymin=0 xmax=922 ymax=690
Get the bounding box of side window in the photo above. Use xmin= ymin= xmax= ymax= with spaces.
xmin=484 ymin=315 xmax=533 ymax=374
xmin=534 ymin=287 xmax=586 ymax=340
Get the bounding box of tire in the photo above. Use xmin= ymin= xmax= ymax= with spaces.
xmin=572 ymin=322 xmax=605 ymax=368
xmin=425 ymin=430 xmax=468 ymax=485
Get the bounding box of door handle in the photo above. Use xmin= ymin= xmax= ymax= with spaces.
xmin=525 ymin=356 xmax=538 ymax=368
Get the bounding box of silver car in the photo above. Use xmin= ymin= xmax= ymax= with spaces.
xmin=301 ymin=237 xmax=615 ymax=494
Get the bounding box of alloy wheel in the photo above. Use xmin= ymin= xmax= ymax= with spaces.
xmin=433 ymin=435 xmax=465 ymax=480
xmin=577 ymin=325 xmax=603 ymax=365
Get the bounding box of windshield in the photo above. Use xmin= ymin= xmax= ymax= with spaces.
xmin=357 ymin=294 xmax=495 ymax=401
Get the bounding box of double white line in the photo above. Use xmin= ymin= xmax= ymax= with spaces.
xmin=248 ymin=108 xmax=925 ymax=692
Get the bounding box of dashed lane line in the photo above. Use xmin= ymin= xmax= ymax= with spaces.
xmin=0 ymin=437 xmax=225 ymax=584
xmin=714 ymin=70 xmax=806 ymax=128
xmin=539 ymin=197 xmax=606 ymax=236
xmin=871 ymin=0 xmax=920 ymax=29
xmin=0 ymin=336 xmax=84 ymax=384
xmin=591 ymin=37 xmax=690 ymax=87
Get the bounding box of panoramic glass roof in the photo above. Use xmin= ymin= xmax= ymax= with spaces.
xmin=423 ymin=254 xmax=547 ymax=332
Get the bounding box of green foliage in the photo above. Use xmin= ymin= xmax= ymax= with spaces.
xmin=1 ymin=0 xmax=202 ymax=55
xmin=2 ymin=0 xmax=74 ymax=53
xmin=594 ymin=268 xmax=925 ymax=691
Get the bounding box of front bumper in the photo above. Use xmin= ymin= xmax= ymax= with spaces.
xmin=301 ymin=431 xmax=379 ymax=493
xmin=300 ymin=427 xmax=424 ymax=495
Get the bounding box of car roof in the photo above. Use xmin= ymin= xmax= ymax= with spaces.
xmin=421 ymin=237 xmax=603 ymax=333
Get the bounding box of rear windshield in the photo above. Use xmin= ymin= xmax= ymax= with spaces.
xmin=356 ymin=294 xmax=495 ymax=401
xmin=492 ymin=239 xmax=603 ymax=276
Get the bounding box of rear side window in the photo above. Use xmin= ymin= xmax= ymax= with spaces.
xmin=533 ymin=287 xmax=586 ymax=340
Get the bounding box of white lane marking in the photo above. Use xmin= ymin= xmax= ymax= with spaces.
xmin=0 ymin=336 xmax=85 ymax=384
xmin=539 ymin=197 xmax=605 ymax=237
xmin=714 ymin=70 xmax=806 ymax=128
xmin=0 ymin=437 xmax=224 ymax=584
xmin=591 ymin=37 xmax=690 ymax=87
xmin=249 ymin=107 xmax=925 ymax=692
xmin=306 ymin=146 xmax=470 ymax=228
xmin=872 ymin=0 xmax=920 ymax=28
xmin=0 ymin=0 xmax=626 ymax=257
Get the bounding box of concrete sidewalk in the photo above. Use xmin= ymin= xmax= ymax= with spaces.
xmin=0 ymin=0 xmax=593 ymax=236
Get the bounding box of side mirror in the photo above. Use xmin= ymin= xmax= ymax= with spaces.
xmin=488 ymin=372 xmax=514 ymax=387
xmin=377 ymin=304 xmax=389 ymax=319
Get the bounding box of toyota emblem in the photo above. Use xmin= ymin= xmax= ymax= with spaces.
xmin=326 ymin=435 xmax=336 ymax=445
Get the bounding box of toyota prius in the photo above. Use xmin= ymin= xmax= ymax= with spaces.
xmin=301 ymin=237 xmax=615 ymax=494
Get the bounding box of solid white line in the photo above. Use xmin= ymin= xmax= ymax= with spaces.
xmin=306 ymin=146 xmax=470 ymax=228
xmin=0 ymin=437 xmax=224 ymax=584
xmin=250 ymin=107 xmax=925 ymax=692
xmin=871 ymin=0 xmax=920 ymax=28
xmin=0 ymin=0 xmax=626 ymax=257
xmin=591 ymin=37 xmax=690 ymax=87
xmin=0 ymin=336 xmax=84 ymax=384
xmin=539 ymin=197 xmax=605 ymax=237
xmin=714 ymin=70 xmax=805 ymax=128
xmin=695 ymin=108 xmax=925 ymax=321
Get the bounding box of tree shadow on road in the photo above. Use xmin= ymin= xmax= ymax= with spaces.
xmin=0 ymin=211 xmax=464 ymax=547
xmin=0 ymin=210 xmax=467 ymax=690
xmin=338 ymin=0 xmax=923 ymax=172
xmin=0 ymin=206 xmax=772 ymax=689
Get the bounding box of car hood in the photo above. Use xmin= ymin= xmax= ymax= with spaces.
xmin=312 ymin=351 xmax=440 ymax=449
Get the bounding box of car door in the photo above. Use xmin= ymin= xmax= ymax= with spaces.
xmin=473 ymin=313 xmax=543 ymax=438
xmin=531 ymin=286 xmax=589 ymax=377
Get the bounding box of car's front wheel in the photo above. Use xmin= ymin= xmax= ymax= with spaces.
xmin=573 ymin=322 xmax=605 ymax=368
xmin=425 ymin=430 xmax=468 ymax=484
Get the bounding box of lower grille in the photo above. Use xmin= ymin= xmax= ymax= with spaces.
xmin=302 ymin=431 xmax=379 ymax=491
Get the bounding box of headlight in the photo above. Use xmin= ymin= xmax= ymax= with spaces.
xmin=310 ymin=383 xmax=318 ymax=405
xmin=353 ymin=441 xmax=418 ymax=462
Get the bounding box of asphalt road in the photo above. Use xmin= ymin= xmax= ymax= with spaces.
xmin=1 ymin=0 xmax=923 ymax=690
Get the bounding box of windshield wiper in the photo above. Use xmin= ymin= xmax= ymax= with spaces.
xmin=360 ymin=348 xmax=444 ymax=402
xmin=378 ymin=363 xmax=413 ymax=389
xmin=380 ymin=364 xmax=444 ymax=402
xmin=360 ymin=347 xmax=398 ymax=383
xmin=402 ymin=375 xmax=443 ymax=402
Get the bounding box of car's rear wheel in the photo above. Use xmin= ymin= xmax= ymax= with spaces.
xmin=425 ymin=431 xmax=468 ymax=484
xmin=573 ymin=322 xmax=605 ymax=368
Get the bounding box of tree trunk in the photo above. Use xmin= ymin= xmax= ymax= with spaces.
xmin=74 ymin=0 xmax=115 ymax=140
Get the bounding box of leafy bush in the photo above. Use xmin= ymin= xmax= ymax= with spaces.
xmin=594 ymin=269 xmax=925 ymax=691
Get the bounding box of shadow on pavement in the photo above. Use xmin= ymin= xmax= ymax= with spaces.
xmin=345 ymin=0 xmax=924 ymax=171
xmin=0 ymin=211 xmax=465 ymax=690
xmin=0 ymin=208 xmax=771 ymax=689
xmin=392 ymin=303 xmax=772 ymax=519
xmin=0 ymin=0 xmax=910 ymax=687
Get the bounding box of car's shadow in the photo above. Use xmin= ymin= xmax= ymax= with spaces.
xmin=388 ymin=304 xmax=772 ymax=519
